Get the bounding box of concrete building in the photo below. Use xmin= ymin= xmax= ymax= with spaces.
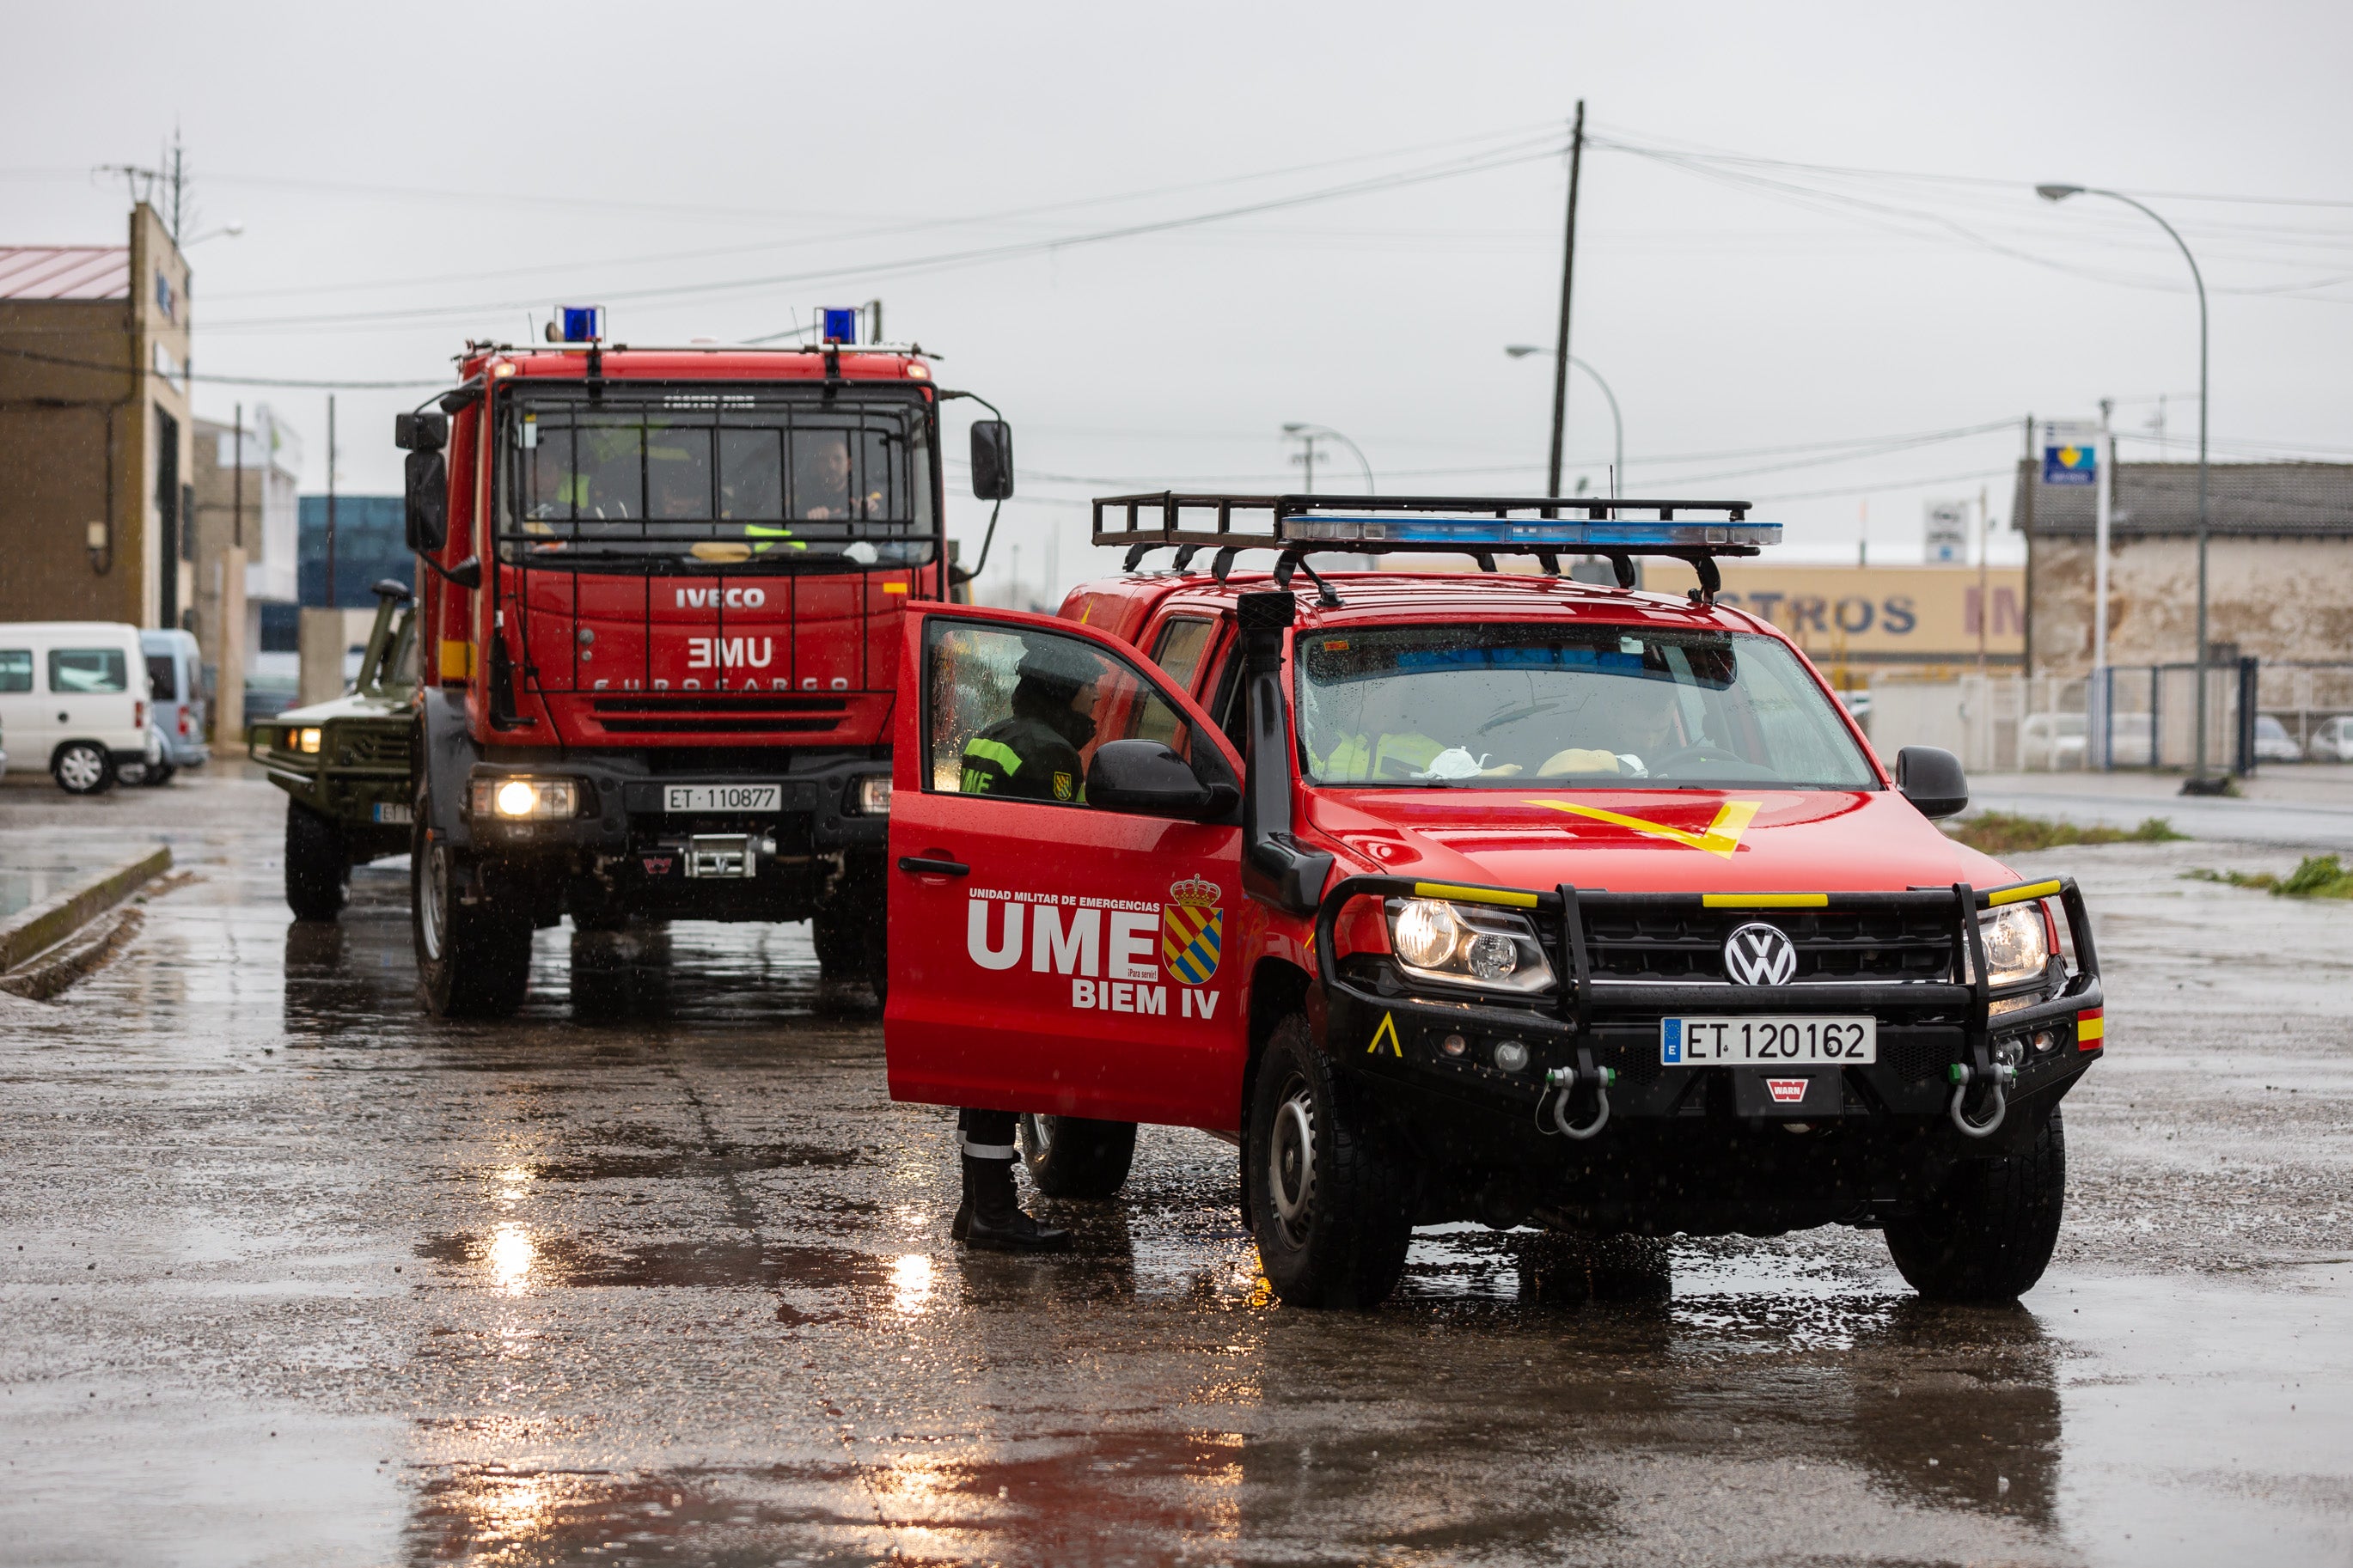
xmin=2015 ymin=460 xmax=2353 ymax=676
xmin=190 ymin=407 xmax=303 ymax=743
xmin=0 ymin=204 xmax=193 ymax=631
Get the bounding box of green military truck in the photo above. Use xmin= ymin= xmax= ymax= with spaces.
xmin=248 ymin=580 xmax=419 ymax=921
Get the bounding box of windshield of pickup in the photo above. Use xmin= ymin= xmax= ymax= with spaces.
xmin=497 ymin=384 xmax=934 ymax=571
xmin=1295 ymin=622 xmax=1877 ymax=789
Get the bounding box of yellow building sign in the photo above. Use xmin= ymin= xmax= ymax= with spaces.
xmin=1709 ymin=564 xmax=2023 ymax=671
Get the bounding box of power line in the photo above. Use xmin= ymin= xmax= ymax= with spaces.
xmin=203 ymin=135 xmax=1565 ymax=333
xmin=0 ymin=342 xmax=443 ymax=389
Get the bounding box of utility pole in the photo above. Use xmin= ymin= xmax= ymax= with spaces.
xmin=325 ymin=395 xmax=338 ymax=611
xmin=232 ymin=401 xmax=243 ymax=550
xmin=1545 ymin=101 xmax=1586 ymax=502
xmin=2093 ymin=398 xmax=2114 ymax=768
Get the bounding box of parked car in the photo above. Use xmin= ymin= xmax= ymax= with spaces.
xmin=2253 ymin=714 xmax=2304 ymax=764
xmin=2308 ymin=715 xmax=2353 ymax=763
xmin=123 ymin=628 xmax=211 ymax=786
xmin=2019 ymin=711 xmax=2086 ymax=771
xmin=0 ymin=621 xmax=152 ymax=794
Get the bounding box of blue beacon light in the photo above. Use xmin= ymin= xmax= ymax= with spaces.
xmin=1281 ymin=516 xmax=1782 ymax=551
xmin=554 ymin=305 xmax=605 ymax=343
xmin=820 ymin=307 xmax=859 ymax=345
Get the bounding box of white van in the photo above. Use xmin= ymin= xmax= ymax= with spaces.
xmin=0 ymin=622 xmax=153 ymax=795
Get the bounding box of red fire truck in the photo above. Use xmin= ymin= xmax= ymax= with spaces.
xmin=396 ymin=307 xmax=1013 ymax=1016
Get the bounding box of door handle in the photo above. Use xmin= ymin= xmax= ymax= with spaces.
xmin=897 ymin=855 xmax=969 ymax=877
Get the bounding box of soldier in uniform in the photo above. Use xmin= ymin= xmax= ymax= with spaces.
xmin=948 ymin=639 xmax=1103 ymax=1251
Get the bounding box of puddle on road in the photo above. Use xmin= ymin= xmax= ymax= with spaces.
xmin=414 ymin=1229 xmax=884 ymax=1295
xmin=402 ymin=1462 xmax=868 ymax=1568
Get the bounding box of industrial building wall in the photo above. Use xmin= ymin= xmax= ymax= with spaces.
xmin=2027 ymin=533 xmax=2353 ymax=675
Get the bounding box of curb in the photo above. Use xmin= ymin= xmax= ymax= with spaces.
xmin=0 ymin=847 xmax=173 ymax=973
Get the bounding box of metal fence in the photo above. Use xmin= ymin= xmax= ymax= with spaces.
xmin=1865 ymin=661 xmax=2346 ymax=774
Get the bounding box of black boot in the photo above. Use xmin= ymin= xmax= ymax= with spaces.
xmin=954 ymin=1154 xmax=1070 ymax=1253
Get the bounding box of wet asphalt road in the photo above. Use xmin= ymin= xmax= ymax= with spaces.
xmin=3 ymin=770 xmax=2351 ymax=1567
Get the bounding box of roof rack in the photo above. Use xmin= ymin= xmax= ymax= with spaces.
xmin=1089 ymin=492 xmax=1776 ymax=605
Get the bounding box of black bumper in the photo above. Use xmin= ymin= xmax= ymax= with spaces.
xmin=1311 ymin=873 xmax=2105 ymax=1148
xmin=450 ymin=750 xmax=890 ymax=857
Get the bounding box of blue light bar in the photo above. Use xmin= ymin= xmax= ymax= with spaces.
xmin=1280 ymin=515 xmax=1782 ymax=550
xmin=554 ymin=305 xmax=605 ymax=343
xmin=820 ymin=306 xmax=859 ymax=345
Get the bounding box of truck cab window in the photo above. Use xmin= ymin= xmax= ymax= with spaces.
xmin=926 ymin=621 xmax=1215 ymax=805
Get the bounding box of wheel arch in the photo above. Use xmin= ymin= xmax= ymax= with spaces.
xmin=1238 ymin=954 xmax=1313 ymax=1227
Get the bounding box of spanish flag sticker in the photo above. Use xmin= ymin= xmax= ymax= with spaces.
xmin=2077 ymin=1008 xmax=2104 ymax=1050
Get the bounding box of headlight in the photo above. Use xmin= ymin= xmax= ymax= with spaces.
xmin=1971 ymin=903 xmax=2051 ymax=988
xmin=854 ymin=775 xmax=892 ymax=815
xmin=1384 ymin=898 xmax=1555 ymax=995
xmin=469 ymin=777 xmax=581 ymax=821
xmin=296 ymin=727 xmax=321 ymax=754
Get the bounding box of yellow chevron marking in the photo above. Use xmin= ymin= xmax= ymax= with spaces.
xmin=1525 ymin=798 xmax=1763 ymax=860
xmin=1366 ymin=1011 xmax=1403 ymax=1057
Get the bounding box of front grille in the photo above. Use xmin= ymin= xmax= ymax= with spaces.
xmin=1555 ymin=906 xmax=1957 ymax=985
xmin=338 ymin=729 xmax=412 ymax=767
xmin=591 ymin=696 xmax=850 ymax=715
xmin=596 ymin=717 xmax=841 ymax=734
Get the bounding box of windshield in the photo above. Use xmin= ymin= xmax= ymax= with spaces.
xmin=497 ymin=385 xmax=935 ymax=573
xmin=1295 ymin=623 xmax=1877 ymax=789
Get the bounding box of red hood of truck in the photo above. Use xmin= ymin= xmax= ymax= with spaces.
xmin=1301 ymin=786 xmax=2016 ymax=894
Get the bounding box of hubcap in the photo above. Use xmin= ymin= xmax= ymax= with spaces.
xmin=58 ymin=747 xmax=101 ymax=790
xmin=1025 ymin=1113 xmax=1057 ymax=1159
xmin=1268 ymin=1081 xmax=1317 ymax=1246
xmin=421 ymin=844 xmax=449 ymax=961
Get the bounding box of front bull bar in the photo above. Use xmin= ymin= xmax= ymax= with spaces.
xmin=1310 ymin=872 xmax=2104 ymax=1132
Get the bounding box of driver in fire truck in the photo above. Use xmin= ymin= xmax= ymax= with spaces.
xmin=946 ymin=638 xmax=1103 ymax=1251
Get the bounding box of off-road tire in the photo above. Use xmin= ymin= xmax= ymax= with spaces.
xmin=51 ymin=741 xmax=114 ymax=796
xmin=411 ymin=801 xmax=533 ymax=1019
xmin=284 ymin=801 xmax=351 ymax=922
xmin=1885 ymin=1104 xmax=2067 ymax=1302
xmin=138 ymin=761 xmax=177 ymax=787
xmin=1019 ymin=1114 xmax=1139 ymax=1199
xmin=1247 ymin=1012 xmax=1414 ymax=1309
xmin=812 ymin=906 xmax=867 ymax=980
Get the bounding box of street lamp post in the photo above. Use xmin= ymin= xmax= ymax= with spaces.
xmin=1280 ymin=423 xmax=1375 ymax=493
xmin=1506 ymin=346 xmax=1623 ymax=495
xmin=2037 ymin=183 xmax=2215 ymax=789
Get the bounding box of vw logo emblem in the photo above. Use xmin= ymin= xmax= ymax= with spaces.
xmin=1723 ymin=922 xmax=1798 ymax=986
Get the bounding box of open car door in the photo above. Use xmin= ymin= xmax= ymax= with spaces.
xmin=885 ymin=603 xmax=1250 ymax=1131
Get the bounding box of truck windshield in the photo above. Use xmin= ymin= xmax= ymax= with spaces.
xmin=1295 ymin=623 xmax=1877 ymax=789
xmin=497 ymin=386 xmax=934 ymax=572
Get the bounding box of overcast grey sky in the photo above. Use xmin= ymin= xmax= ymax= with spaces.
xmin=9 ymin=0 xmax=2351 ymax=600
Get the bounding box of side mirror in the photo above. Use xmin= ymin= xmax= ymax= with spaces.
xmin=394 ymin=411 xmax=447 ymax=453
xmin=969 ymin=419 xmax=1015 ymax=501
xmin=1085 ymin=739 xmax=1232 ymax=820
xmin=405 ymin=449 xmax=448 ymax=552
xmin=1896 ymin=745 xmax=1969 ymax=820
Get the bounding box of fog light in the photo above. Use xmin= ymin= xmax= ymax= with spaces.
xmin=470 ymin=777 xmax=580 ymax=821
xmin=855 ymin=775 xmax=893 ymax=815
xmin=1493 ymin=1040 xmax=1530 ymax=1073
xmin=296 ymin=727 xmax=321 ymax=754
xmin=1439 ymin=1033 xmax=1468 ymax=1058
xmin=1995 ymin=1035 xmax=2025 ymax=1068
xmin=2032 ymin=1028 xmax=2057 ymax=1055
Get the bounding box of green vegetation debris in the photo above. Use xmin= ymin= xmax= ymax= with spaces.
xmin=2184 ymin=855 xmax=2353 ymax=900
xmin=1947 ymin=812 xmax=2188 ymax=855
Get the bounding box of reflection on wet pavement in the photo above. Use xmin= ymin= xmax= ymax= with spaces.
xmin=3 ymin=778 xmax=2352 ymax=1565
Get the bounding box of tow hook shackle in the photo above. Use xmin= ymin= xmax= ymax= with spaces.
xmin=1542 ymin=1049 xmax=1616 ymax=1141
xmin=1947 ymin=1058 xmax=2017 ymax=1139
